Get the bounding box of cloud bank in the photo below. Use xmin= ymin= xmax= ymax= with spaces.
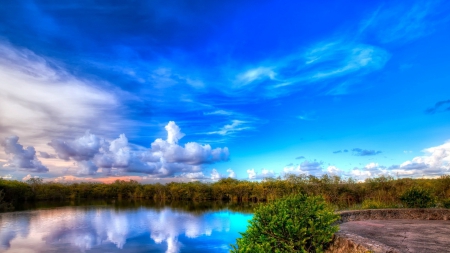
xmin=49 ymin=121 xmax=229 ymax=177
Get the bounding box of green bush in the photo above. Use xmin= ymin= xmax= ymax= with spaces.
xmin=442 ymin=199 xmax=450 ymax=209
xmin=230 ymin=194 xmax=339 ymax=253
xmin=400 ymin=187 xmax=435 ymax=208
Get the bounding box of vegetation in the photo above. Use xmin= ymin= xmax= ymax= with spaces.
xmin=399 ymin=186 xmax=435 ymax=208
xmin=230 ymin=194 xmax=339 ymax=253
xmin=0 ymin=189 xmax=14 ymax=211
xmin=1 ymin=174 xmax=450 ymax=211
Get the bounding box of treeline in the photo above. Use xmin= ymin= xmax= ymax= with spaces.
xmin=1 ymin=174 xmax=450 ymax=210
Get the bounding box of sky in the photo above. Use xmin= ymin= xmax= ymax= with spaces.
xmin=0 ymin=0 xmax=449 ymax=183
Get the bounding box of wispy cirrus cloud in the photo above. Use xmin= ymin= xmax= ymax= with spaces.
xmin=361 ymin=0 xmax=448 ymax=44
xmin=206 ymin=120 xmax=253 ymax=136
xmin=224 ymin=41 xmax=390 ymax=98
xmin=0 ymin=41 xmax=123 ymax=150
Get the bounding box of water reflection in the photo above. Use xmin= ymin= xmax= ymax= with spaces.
xmin=0 ymin=202 xmax=253 ymax=253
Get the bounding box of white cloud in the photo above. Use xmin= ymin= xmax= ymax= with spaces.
xmin=394 ymin=140 xmax=450 ymax=177
xmin=326 ymin=165 xmax=342 ymax=175
xmin=22 ymin=174 xmax=40 ymax=181
xmin=49 ymin=121 xmax=230 ymax=177
xmin=165 ymin=121 xmax=185 ymax=145
xmin=307 ymin=43 xmax=390 ymax=81
xmin=247 ymin=168 xmax=276 ymax=180
xmin=207 ymin=120 xmax=251 ymax=136
xmin=343 ymin=140 xmax=450 ymax=180
xmin=210 ymin=169 xmax=221 ymax=181
xmin=49 ymin=130 xmax=103 ymax=162
xmin=227 ymin=168 xmax=236 ymax=178
xmin=235 ymin=67 xmax=276 ymax=87
xmin=222 ymin=40 xmax=390 ymax=99
xmin=0 ymin=41 xmax=120 ymax=152
xmin=283 ymin=160 xmax=324 ymax=176
xmin=1 ymin=136 xmax=48 ymax=172
xmin=365 ymin=162 xmax=379 ymax=170
xmin=178 ymin=169 xmax=225 ymax=181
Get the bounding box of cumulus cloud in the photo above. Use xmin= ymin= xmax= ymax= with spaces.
xmin=393 ymin=141 xmax=450 ymax=177
xmin=22 ymin=174 xmax=40 ymax=181
xmin=352 ymin=148 xmax=382 ymax=156
xmin=425 ymin=99 xmax=450 ymax=114
xmin=283 ymin=160 xmax=324 ymax=176
xmin=333 ymin=150 xmax=342 ymax=154
xmin=347 ymin=162 xmax=389 ymax=180
xmin=326 ymin=165 xmax=343 ymax=175
xmin=295 ymin=156 xmax=305 ymax=160
xmin=1 ymin=136 xmax=48 ymax=172
xmin=49 ymin=121 xmax=229 ymax=177
xmin=179 ymin=168 xmax=235 ymax=181
xmin=39 ymin=151 xmax=56 ymax=159
xmin=346 ymin=140 xmax=450 ymax=180
xmin=210 ymin=169 xmax=221 ymax=181
xmin=49 ymin=131 xmax=103 ymax=162
xmin=247 ymin=168 xmax=276 ymax=180
xmin=227 ymin=168 xmax=236 ymax=178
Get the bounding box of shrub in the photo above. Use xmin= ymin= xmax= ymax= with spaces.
xmin=400 ymin=187 xmax=435 ymax=208
xmin=230 ymin=194 xmax=339 ymax=253
xmin=442 ymin=199 xmax=450 ymax=209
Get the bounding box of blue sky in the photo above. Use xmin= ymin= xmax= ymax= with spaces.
xmin=0 ymin=0 xmax=449 ymax=182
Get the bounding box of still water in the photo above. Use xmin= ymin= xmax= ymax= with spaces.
xmin=0 ymin=201 xmax=254 ymax=253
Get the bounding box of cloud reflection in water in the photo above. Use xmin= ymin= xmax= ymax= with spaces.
xmin=0 ymin=206 xmax=251 ymax=253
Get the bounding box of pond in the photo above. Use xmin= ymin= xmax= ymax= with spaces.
xmin=0 ymin=200 xmax=254 ymax=253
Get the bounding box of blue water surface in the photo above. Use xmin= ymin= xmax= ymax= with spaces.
xmin=0 ymin=202 xmax=253 ymax=253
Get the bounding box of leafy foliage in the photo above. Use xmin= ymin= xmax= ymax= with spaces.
xmin=441 ymin=199 xmax=450 ymax=209
xmin=230 ymin=194 xmax=339 ymax=253
xmin=400 ymin=186 xmax=435 ymax=208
